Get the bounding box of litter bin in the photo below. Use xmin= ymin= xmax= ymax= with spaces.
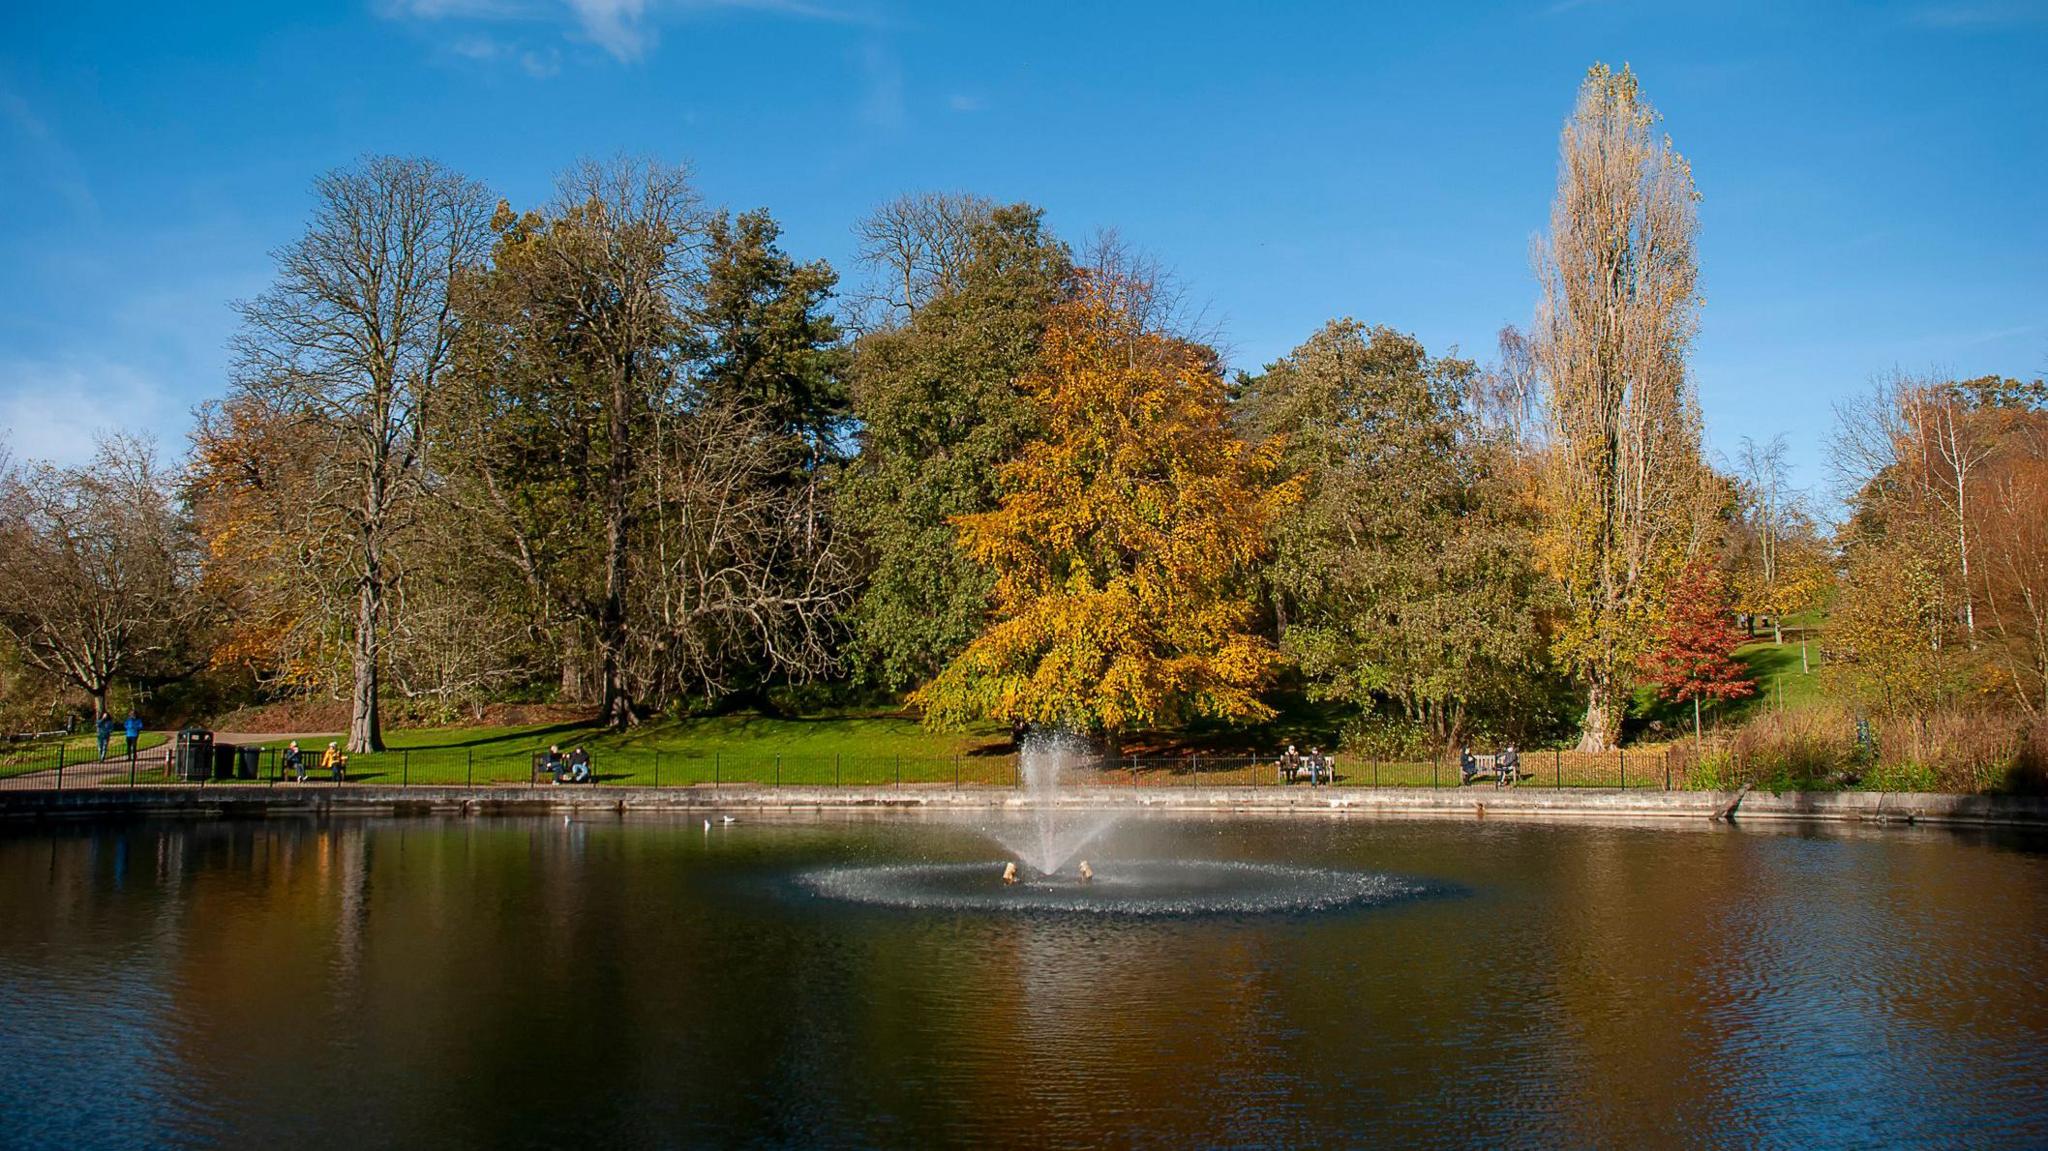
xmin=236 ymin=746 xmax=261 ymax=780
xmin=173 ymin=727 xmax=214 ymax=781
xmin=212 ymin=744 xmax=240 ymax=781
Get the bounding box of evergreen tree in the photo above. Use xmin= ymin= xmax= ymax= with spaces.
xmin=838 ymin=198 xmax=1071 ymax=692
xmin=692 ymin=208 xmax=847 ymax=462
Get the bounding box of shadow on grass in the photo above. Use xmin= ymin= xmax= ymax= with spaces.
xmin=397 ymin=722 xmax=593 ymax=752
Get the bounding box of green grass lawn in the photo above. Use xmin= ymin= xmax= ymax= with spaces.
xmin=0 ymin=731 xmax=169 ymax=779
xmin=183 ymin=713 xmax=1679 ymax=791
xmin=223 ymin=712 xmax=1021 ymax=787
xmin=1733 ymin=636 xmax=1824 ymax=715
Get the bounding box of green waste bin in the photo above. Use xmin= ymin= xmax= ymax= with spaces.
xmin=173 ymin=727 xmax=214 ymax=781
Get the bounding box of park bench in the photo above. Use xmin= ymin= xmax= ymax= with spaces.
xmin=282 ymin=752 xmax=347 ymax=783
xmin=531 ymin=751 xmax=594 ymax=785
xmin=1279 ymin=756 xmax=1333 ymax=785
xmin=1461 ymin=754 xmax=1521 ymax=787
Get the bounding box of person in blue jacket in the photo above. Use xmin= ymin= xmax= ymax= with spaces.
xmin=123 ymin=712 xmax=143 ymax=758
xmin=96 ymin=713 xmax=115 ymax=760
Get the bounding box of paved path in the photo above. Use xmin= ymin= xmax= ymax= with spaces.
xmin=3 ymin=731 xmax=344 ymax=789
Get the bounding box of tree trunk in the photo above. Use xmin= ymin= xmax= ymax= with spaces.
xmin=1578 ymin=678 xmax=1619 ymax=753
xmin=559 ymin=628 xmax=591 ymax=704
xmin=349 ymin=576 xmax=384 ymax=753
xmin=598 ymin=351 xmax=635 ymax=731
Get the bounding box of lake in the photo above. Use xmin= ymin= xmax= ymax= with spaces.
xmin=2 ymin=812 xmax=2044 ymax=1149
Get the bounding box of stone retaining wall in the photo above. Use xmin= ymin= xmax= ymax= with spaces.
xmin=3 ymin=785 xmax=2043 ymax=827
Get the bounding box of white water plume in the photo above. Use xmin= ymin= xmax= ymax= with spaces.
xmin=984 ymin=731 xmax=1123 ymax=876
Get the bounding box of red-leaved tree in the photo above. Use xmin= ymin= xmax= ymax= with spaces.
xmin=1641 ymin=561 xmax=1757 ymax=741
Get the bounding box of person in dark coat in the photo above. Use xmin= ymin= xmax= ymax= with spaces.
xmin=96 ymin=714 xmax=114 ymax=761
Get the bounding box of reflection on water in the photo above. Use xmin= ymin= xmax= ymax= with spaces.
xmin=1 ymin=814 xmax=2044 ymax=1149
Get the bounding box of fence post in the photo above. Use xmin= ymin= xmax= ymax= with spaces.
xmin=1431 ymin=749 xmax=1438 ymax=790
xmin=1619 ymin=746 xmax=1625 ymax=791
xmin=836 ymin=751 xmax=841 ymax=787
xmin=1665 ymin=752 xmax=1671 ymax=792
xmin=715 ymin=752 xmax=721 ymax=790
xmin=56 ymin=743 xmax=65 ymax=792
xmin=774 ymin=755 xmax=780 ymax=788
xmin=130 ymin=747 xmax=138 ymax=790
xmin=468 ymin=747 xmax=475 ymax=788
xmin=403 ymin=749 xmax=409 ymax=789
xmin=1555 ymin=747 xmax=1561 ymax=789
xmin=1192 ymin=754 xmax=1199 ymax=789
xmin=652 ymin=750 xmax=660 ymax=789
xmin=894 ymin=754 xmax=901 ymax=789
xmin=954 ymin=755 xmax=959 ymax=790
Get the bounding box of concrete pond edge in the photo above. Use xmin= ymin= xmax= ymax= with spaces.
xmin=2 ymin=785 xmax=2043 ymax=827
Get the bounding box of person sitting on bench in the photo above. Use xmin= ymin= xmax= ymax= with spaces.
xmin=1459 ymin=746 xmax=1477 ymax=785
xmin=1497 ymin=744 xmax=1520 ymax=789
xmin=542 ymin=744 xmax=566 ymax=783
xmin=568 ymin=746 xmax=592 ymax=783
xmin=320 ymin=741 xmax=347 ymax=782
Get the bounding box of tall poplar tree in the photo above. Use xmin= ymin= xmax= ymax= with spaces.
xmin=1535 ymin=63 xmax=1711 ymax=751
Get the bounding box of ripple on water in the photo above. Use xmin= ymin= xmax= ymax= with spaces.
xmin=794 ymin=860 xmax=1435 ymax=916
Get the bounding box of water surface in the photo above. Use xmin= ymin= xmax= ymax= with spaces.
xmin=2 ymin=813 xmax=2043 ymax=1149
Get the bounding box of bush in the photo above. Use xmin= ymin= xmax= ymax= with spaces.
xmin=1874 ymin=712 xmax=2046 ymax=793
xmin=1717 ymin=704 xmax=1860 ymax=792
xmin=1696 ymin=705 xmax=2048 ymax=794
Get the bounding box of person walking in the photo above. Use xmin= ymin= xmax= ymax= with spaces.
xmin=123 ymin=712 xmax=143 ymax=759
xmin=96 ymin=713 xmax=114 ymax=761
xmin=284 ymin=740 xmax=305 ymax=783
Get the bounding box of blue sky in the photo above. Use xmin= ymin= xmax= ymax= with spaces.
xmin=3 ymin=1 xmax=2044 ymax=502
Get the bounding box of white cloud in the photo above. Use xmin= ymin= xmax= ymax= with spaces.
xmin=0 ymin=357 xmax=182 ymax=468
xmin=566 ymin=0 xmax=651 ymax=60
xmin=0 ymin=88 xmax=99 ymax=223
xmin=856 ymin=39 xmax=904 ymax=130
xmin=378 ymin=0 xmax=878 ymax=66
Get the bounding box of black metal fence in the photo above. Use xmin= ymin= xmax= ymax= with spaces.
xmin=1 ymin=742 xmax=1704 ymax=793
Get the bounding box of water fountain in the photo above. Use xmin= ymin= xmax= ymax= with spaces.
xmin=797 ymin=732 xmax=1433 ymax=916
xmin=984 ymin=731 xmax=1123 ymax=878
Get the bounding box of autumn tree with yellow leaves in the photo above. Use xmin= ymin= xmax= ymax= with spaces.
xmin=913 ymin=274 xmax=1295 ymax=747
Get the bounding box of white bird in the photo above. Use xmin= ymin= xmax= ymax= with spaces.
xmin=721 ymin=815 xmax=736 ymax=825
xmin=703 ymin=819 xmax=711 ymax=831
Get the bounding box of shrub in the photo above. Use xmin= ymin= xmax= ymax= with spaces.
xmin=1717 ymin=704 xmax=1860 ymax=792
